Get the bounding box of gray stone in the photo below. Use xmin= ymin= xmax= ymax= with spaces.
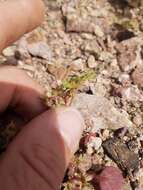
xmin=72 ymin=93 xmax=133 ymax=132
xmin=27 ymin=41 xmax=52 ymax=60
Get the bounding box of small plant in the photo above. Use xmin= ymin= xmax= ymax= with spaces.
xmin=43 ymin=69 xmax=96 ymax=107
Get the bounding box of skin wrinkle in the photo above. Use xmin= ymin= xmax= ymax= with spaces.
xmin=20 ymin=150 xmax=55 ymax=190
xmin=10 ymin=167 xmax=25 ymax=190
xmin=35 ymin=144 xmax=64 ymax=177
xmin=16 ymin=130 xmax=67 ymax=190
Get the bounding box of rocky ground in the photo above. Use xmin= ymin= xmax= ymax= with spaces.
xmin=0 ymin=0 xmax=143 ymax=189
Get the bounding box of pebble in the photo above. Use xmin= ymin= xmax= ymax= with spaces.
xmin=27 ymin=41 xmax=52 ymax=60
xmin=87 ymin=137 xmax=102 ymax=154
xmin=72 ymin=93 xmax=133 ymax=132
xmin=89 ymin=137 xmax=102 ymax=150
xmin=118 ymin=73 xmax=130 ymax=86
xmin=72 ymin=58 xmax=85 ymax=71
xmin=2 ymin=46 xmax=16 ymax=57
xmin=99 ymin=51 xmax=113 ymax=63
xmin=81 ymin=33 xmax=94 ymax=40
xmin=131 ymin=66 xmax=143 ymax=88
xmin=94 ymin=25 xmax=104 ymax=37
xmin=133 ymin=114 xmax=142 ymax=126
xmin=92 ymin=137 xmax=102 ymax=150
xmin=101 ymin=129 xmax=110 ymax=140
xmin=96 ymin=166 xmax=124 ymax=190
xmin=87 ymin=55 xmax=97 ymax=69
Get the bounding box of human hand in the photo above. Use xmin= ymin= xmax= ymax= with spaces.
xmin=0 ymin=66 xmax=84 ymax=190
xmin=0 ymin=0 xmax=44 ymax=52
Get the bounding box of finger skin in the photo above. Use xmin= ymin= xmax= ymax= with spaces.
xmin=0 ymin=0 xmax=45 ymax=52
xmin=0 ymin=108 xmax=84 ymax=190
xmin=0 ymin=66 xmax=46 ymax=120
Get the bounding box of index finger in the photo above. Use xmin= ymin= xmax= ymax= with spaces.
xmin=0 ymin=66 xmax=46 ymax=120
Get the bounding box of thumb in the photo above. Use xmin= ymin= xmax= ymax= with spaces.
xmin=0 ymin=108 xmax=84 ymax=190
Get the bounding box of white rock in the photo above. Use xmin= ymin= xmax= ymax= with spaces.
xmin=27 ymin=41 xmax=52 ymax=60
xmin=2 ymin=46 xmax=16 ymax=57
xmin=91 ymin=137 xmax=102 ymax=151
xmin=87 ymin=55 xmax=97 ymax=69
xmin=72 ymin=58 xmax=85 ymax=71
xmin=86 ymin=136 xmax=102 ymax=154
xmin=118 ymin=73 xmax=130 ymax=85
xmin=122 ymin=86 xmax=143 ymax=102
xmin=99 ymin=51 xmax=114 ymax=63
xmin=94 ymin=25 xmax=104 ymax=37
xmin=72 ymin=93 xmax=133 ymax=132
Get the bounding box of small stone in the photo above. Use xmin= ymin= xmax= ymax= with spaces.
xmin=72 ymin=58 xmax=85 ymax=71
xmin=27 ymin=41 xmax=52 ymax=60
xmin=87 ymin=55 xmax=97 ymax=69
xmin=102 ymin=138 xmax=140 ymax=173
xmin=99 ymin=51 xmax=113 ymax=63
xmin=81 ymin=39 xmax=102 ymax=57
xmin=94 ymin=166 xmax=124 ymax=190
xmin=101 ymin=129 xmax=110 ymax=140
xmin=122 ymin=86 xmax=143 ymax=102
xmin=94 ymin=25 xmax=104 ymax=37
xmin=111 ymin=85 xmax=143 ymax=102
xmin=133 ymin=114 xmax=142 ymax=126
xmin=131 ymin=66 xmax=143 ymax=88
xmin=127 ymin=139 xmax=139 ymax=153
xmin=116 ymin=38 xmax=141 ymax=72
xmin=81 ymin=33 xmax=94 ymax=40
xmin=118 ymin=73 xmax=130 ymax=86
xmin=72 ymin=93 xmax=132 ymax=132
xmin=47 ymin=64 xmax=69 ymax=81
xmin=87 ymin=136 xmax=102 ymax=154
xmin=2 ymin=46 xmax=16 ymax=57
xmin=91 ymin=137 xmax=102 ymax=151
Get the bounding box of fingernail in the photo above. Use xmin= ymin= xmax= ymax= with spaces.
xmin=56 ymin=107 xmax=84 ymax=154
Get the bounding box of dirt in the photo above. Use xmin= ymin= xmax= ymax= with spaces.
xmin=0 ymin=0 xmax=143 ymax=189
